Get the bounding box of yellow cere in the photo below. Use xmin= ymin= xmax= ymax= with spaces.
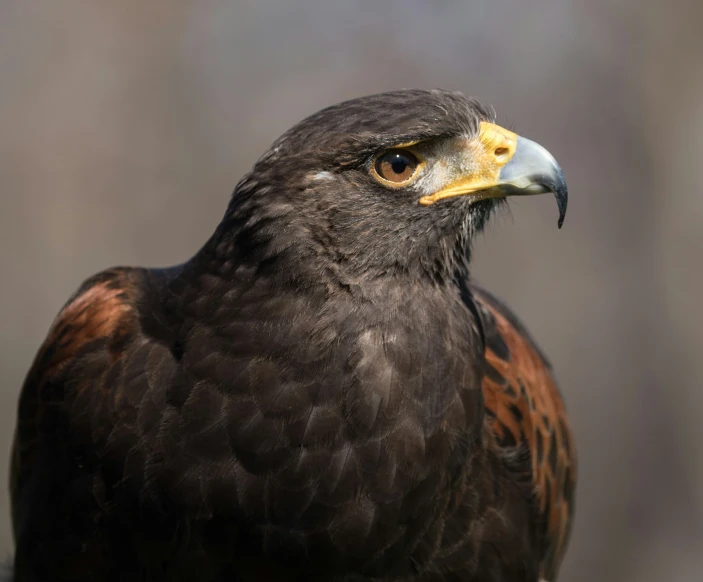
xmin=419 ymin=122 xmax=519 ymax=206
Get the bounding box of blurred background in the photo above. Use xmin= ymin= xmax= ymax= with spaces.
xmin=1 ymin=1 xmax=702 ymax=580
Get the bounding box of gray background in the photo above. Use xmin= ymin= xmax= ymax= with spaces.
xmin=1 ymin=1 xmax=702 ymax=580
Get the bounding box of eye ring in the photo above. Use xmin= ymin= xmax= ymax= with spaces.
xmin=371 ymin=149 xmax=423 ymax=187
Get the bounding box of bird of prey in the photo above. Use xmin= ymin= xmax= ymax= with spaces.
xmin=10 ymin=89 xmax=576 ymax=582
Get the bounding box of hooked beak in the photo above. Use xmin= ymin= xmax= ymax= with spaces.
xmin=418 ymin=122 xmax=568 ymax=228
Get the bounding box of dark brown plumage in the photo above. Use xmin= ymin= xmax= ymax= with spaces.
xmin=10 ymin=89 xmax=575 ymax=582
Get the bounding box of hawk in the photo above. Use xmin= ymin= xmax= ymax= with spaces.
xmin=10 ymin=89 xmax=576 ymax=581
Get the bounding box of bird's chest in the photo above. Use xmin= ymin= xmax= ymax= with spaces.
xmin=174 ymin=293 xmax=485 ymax=507
xmin=159 ymin=291 xmax=487 ymax=573
xmin=193 ymin=292 xmax=484 ymax=444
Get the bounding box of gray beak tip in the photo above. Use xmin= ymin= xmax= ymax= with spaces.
xmin=499 ymin=136 xmax=568 ymax=229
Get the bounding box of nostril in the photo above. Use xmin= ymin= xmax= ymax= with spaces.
xmin=494 ymin=147 xmax=509 ymax=158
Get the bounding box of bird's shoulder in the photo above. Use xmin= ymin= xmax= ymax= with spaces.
xmin=470 ymin=283 xmax=576 ymax=580
xmin=10 ymin=267 xmax=169 ymax=576
xmin=32 ymin=266 xmax=141 ymax=367
xmin=11 ymin=267 xmax=144 ymax=488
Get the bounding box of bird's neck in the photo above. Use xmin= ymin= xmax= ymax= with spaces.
xmin=197 ymin=192 xmax=476 ymax=296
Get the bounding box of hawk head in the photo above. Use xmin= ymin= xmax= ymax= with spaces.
xmin=221 ymin=89 xmax=567 ymax=282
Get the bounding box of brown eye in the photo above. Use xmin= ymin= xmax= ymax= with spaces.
xmin=374 ymin=149 xmax=420 ymax=185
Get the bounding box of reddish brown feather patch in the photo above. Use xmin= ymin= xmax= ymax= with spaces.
xmin=477 ymin=296 xmax=576 ymax=581
xmin=43 ymin=281 xmax=133 ymax=373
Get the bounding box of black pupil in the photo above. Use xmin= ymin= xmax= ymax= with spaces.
xmin=390 ymin=155 xmax=408 ymax=174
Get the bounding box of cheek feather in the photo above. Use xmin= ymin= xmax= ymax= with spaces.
xmin=312 ymin=171 xmax=335 ymax=182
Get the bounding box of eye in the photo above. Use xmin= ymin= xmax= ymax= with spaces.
xmin=373 ymin=149 xmax=421 ymax=185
